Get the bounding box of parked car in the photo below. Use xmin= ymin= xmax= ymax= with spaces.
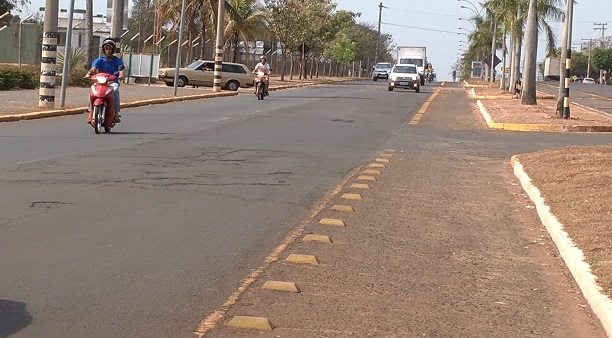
xmin=581 ymin=77 xmax=596 ymax=85
xmin=388 ymin=64 xmax=420 ymax=92
xmin=372 ymin=62 xmax=392 ymax=81
xmin=158 ymin=60 xmax=254 ymax=91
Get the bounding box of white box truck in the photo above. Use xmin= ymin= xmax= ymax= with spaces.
xmin=544 ymin=57 xmax=562 ymax=81
xmin=397 ymin=46 xmax=427 ymax=85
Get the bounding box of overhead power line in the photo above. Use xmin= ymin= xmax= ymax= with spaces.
xmin=381 ymin=22 xmax=458 ymax=34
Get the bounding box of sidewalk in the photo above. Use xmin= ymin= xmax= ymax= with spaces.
xmin=0 ymin=77 xmax=348 ymax=123
xmin=465 ymin=80 xmax=612 ymax=132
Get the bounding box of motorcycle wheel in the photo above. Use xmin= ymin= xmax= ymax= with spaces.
xmin=93 ymin=106 xmax=103 ymax=134
xmin=256 ymin=83 xmax=264 ymax=100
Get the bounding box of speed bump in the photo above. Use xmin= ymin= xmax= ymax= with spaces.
xmin=375 ymin=158 xmax=390 ymax=163
xmin=369 ymin=163 xmax=385 ymax=168
xmin=363 ymin=169 xmax=381 ymax=175
xmin=357 ymin=175 xmax=377 ymax=181
xmin=319 ymin=218 xmax=346 ymax=227
xmin=286 ymin=254 xmax=320 ymax=265
xmin=331 ymin=205 xmax=355 ymax=213
xmin=350 ymin=183 xmax=370 ymax=190
xmin=262 ymin=281 xmax=301 ymax=293
xmin=227 ymin=316 xmax=274 ymax=330
xmin=341 ymin=193 xmax=363 ymax=201
xmin=303 ymin=234 xmax=333 ymax=243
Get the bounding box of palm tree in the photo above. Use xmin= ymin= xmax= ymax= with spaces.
xmin=521 ymin=0 xmax=538 ymax=104
xmin=224 ymin=0 xmax=268 ymax=63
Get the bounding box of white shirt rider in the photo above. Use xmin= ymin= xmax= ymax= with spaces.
xmin=254 ymin=62 xmax=271 ymax=76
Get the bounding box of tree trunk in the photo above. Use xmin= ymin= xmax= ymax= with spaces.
xmin=509 ymin=7 xmax=522 ymax=94
xmin=280 ymin=51 xmax=286 ymax=81
xmin=289 ymin=54 xmax=294 ymax=80
xmin=521 ymin=0 xmax=538 ymax=105
xmin=490 ymin=17 xmax=497 ymax=83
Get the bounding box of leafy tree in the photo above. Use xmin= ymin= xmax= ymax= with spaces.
xmin=224 ymin=0 xmax=268 ymax=63
xmin=592 ymin=48 xmax=612 ymax=72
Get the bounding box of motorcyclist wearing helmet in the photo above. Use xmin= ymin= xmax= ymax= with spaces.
xmin=252 ymin=55 xmax=271 ymax=96
xmin=85 ymin=38 xmax=125 ymax=123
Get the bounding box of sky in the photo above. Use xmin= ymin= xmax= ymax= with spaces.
xmin=18 ymin=0 xmax=611 ymax=81
xmin=333 ymin=0 xmax=610 ymax=81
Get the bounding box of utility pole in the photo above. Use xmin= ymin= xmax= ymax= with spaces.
xmin=594 ymin=22 xmax=607 ymax=84
xmin=212 ymin=0 xmax=225 ymax=92
xmin=110 ymin=0 xmax=123 ymax=52
xmin=39 ymin=0 xmax=59 ymax=109
xmin=581 ymin=39 xmax=594 ymax=78
xmin=374 ymin=2 xmax=384 ymax=65
xmin=562 ymin=0 xmax=573 ymax=119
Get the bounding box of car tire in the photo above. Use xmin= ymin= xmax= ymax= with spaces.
xmin=176 ymin=76 xmax=188 ymax=87
xmin=225 ymin=80 xmax=239 ymax=91
xmin=165 ymin=82 xmax=173 ymax=87
xmin=373 ymin=77 xmax=378 ymax=81
xmin=388 ymin=85 xmax=393 ymax=91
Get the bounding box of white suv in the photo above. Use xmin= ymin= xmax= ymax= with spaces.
xmin=372 ymin=62 xmax=392 ymax=81
xmin=388 ymin=64 xmax=420 ymax=92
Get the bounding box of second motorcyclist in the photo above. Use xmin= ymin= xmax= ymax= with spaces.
xmin=252 ymin=55 xmax=271 ymax=96
xmin=85 ymin=38 xmax=125 ymax=124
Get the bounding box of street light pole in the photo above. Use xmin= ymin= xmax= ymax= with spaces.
xmin=458 ymin=18 xmax=476 ymax=30
xmin=18 ymin=14 xmax=34 ymax=69
xmin=457 ymin=0 xmax=481 ymax=16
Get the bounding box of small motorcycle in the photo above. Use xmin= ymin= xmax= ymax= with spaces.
xmin=87 ymin=72 xmax=118 ymax=134
xmin=254 ymin=71 xmax=268 ymax=100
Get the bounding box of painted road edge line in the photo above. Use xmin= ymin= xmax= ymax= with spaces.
xmin=409 ymin=88 xmax=440 ymax=125
xmin=511 ymin=155 xmax=612 ymax=336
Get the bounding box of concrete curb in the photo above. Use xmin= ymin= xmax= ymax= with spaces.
xmin=0 ymin=91 xmax=238 ymax=123
xmin=511 ymin=156 xmax=612 ymax=337
xmin=0 ymin=79 xmax=354 ymax=124
xmin=476 ymin=100 xmax=612 ymax=132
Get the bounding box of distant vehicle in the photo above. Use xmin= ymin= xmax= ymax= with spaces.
xmin=543 ymin=57 xmax=561 ymax=81
xmin=396 ymin=46 xmax=427 ymax=85
xmin=158 ymin=60 xmax=253 ymax=91
xmin=388 ymin=64 xmax=420 ymax=92
xmin=582 ymin=78 xmax=596 ymax=84
xmin=372 ymin=62 xmax=392 ymax=81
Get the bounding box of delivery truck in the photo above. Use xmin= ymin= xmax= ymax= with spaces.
xmin=544 ymin=57 xmax=562 ymax=81
xmin=397 ymin=46 xmax=427 ymax=85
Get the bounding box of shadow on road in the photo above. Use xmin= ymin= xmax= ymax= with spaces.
xmin=0 ymin=299 xmax=32 ymax=338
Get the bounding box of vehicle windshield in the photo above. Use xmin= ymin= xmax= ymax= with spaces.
xmin=186 ymin=60 xmax=204 ymax=69
xmin=399 ymin=58 xmax=423 ymax=67
xmin=376 ymin=63 xmax=392 ymax=69
xmin=394 ymin=65 xmax=417 ymax=74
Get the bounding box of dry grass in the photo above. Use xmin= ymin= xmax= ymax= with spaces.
xmin=517 ymin=146 xmax=612 ymax=296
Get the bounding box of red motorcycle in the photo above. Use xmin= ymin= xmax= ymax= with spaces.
xmin=87 ymin=72 xmax=118 ymax=134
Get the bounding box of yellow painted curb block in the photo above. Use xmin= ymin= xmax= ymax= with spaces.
xmin=368 ymin=163 xmax=385 ymax=168
xmin=350 ymin=183 xmax=370 ymax=190
xmin=357 ymin=175 xmax=377 ymax=181
xmin=227 ymin=316 xmax=274 ymax=331
xmin=319 ymin=218 xmax=346 ymax=227
xmin=262 ymin=281 xmax=301 ymax=293
xmin=380 ymin=153 xmax=393 ymax=158
xmin=375 ymin=158 xmax=390 ymax=163
xmin=286 ymin=254 xmax=320 ymax=265
xmin=363 ymin=169 xmax=381 ymax=175
xmin=303 ymin=234 xmax=333 ymax=243
xmin=331 ymin=205 xmax=355 ymax=213
xmin=341 ymin=193 xmax=363 ymax=201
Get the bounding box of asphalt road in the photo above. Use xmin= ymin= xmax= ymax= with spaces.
xmin=537 ymin=81 xmax=612 ymax=117
xmin=0 ymin=81 xmax=429 ymax=337
xmin=1 ymin=81 xmax=611 ymax=337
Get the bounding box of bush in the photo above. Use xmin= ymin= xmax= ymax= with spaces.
xmin=0 ymin=65 xmax=38 ymax=90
